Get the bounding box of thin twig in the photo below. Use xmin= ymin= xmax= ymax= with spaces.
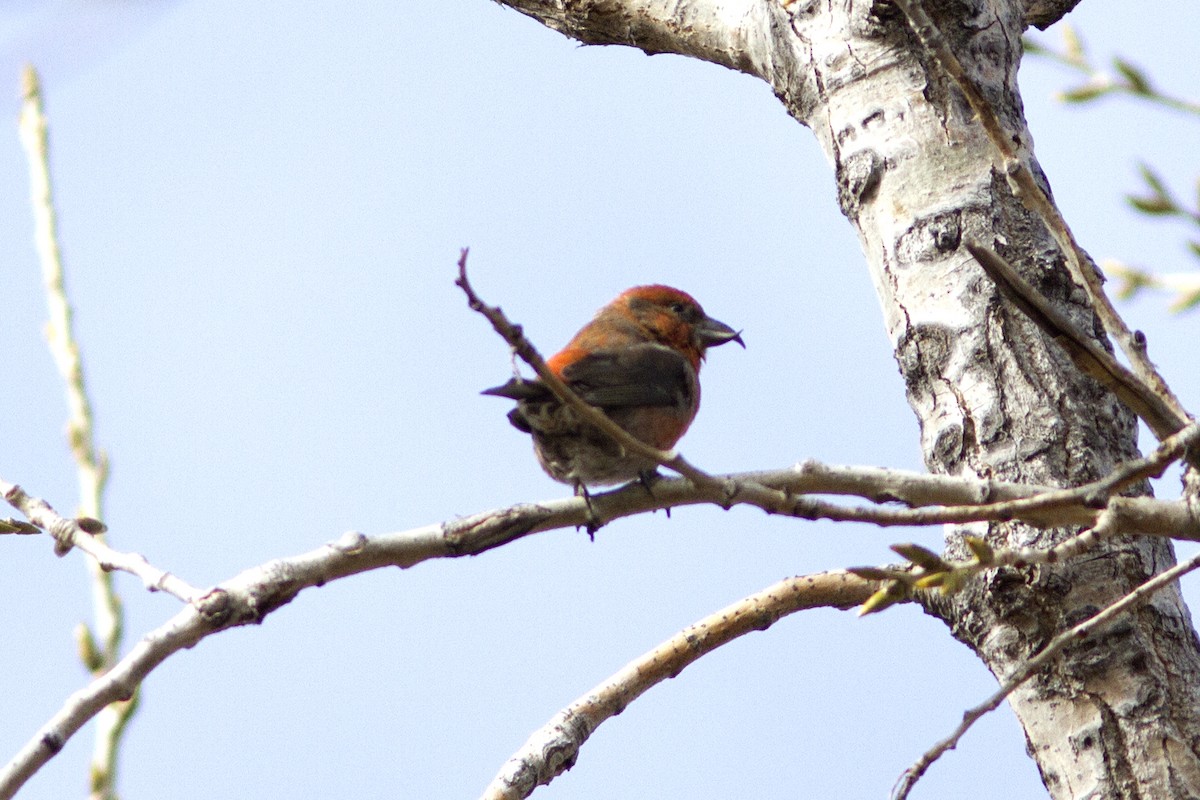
xmin=479 ymin=571 xmax=876 ymax=800
xmin=0 ymin=480 xmax=203 ymax=603
xmin=892 ymin=548 xmax=1200 ymax=800
xmin=18 ymin=65 xmax=109 ymax=544
xmin=18 ymin=63 xmax=134 ymax=800
xmin=968 ymin=244 xmax=1188 ymax=439
xmin=892 ymin=0 xmax=1192 ymax=439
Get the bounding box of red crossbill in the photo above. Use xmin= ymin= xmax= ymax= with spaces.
xmin=483 ymin=285 xmax=743 ymax=491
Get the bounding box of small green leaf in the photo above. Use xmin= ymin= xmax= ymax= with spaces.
xmin=1187 ymin=241 xmax=1200 ymax=259
xmin=858 ymin=585 xmax=903 ymax=616
xmin=1021 ymin=37 xmax=1047 ymax=56
xmin=76 ymin=624 xmax=104 ymax=673
xmin=1113 ymin=280 xmax=1139 ymax=301
xmin=847 ymin=566 xmax=899 ymax=582
xmin=890 ymin=543 xmax=949 ymax=572
xmin=1059 ymin=82 xmax=1111 ymax=103
xmin=1105 ymin=262 xmax=1154 ymax=301
xmin=1128 ymin=195 xmax=1177 ymax=215
xmin=1113 ymin=57 xmax=1152 ymax=95
xmin=940 ymin=571 xmax=966 ymax=595
xmin=914 ymin=572 xmax=947 ymax=589
xmin=1061 ymin=24 xmax=1086 ymax=64
xmin=1169 ymin=288 xmax=1200 ymax=313
xmin=1137 ymin=163 xmax=1171 ymax=200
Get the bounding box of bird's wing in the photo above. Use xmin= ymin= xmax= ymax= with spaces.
xmin=560 ymin=343 xmax=694 ymax=409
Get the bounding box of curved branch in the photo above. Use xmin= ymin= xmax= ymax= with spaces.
xmin=480 ymin=571 xmax=875 ymax=800
xmin=0 ymin=605 xmax=203 ymax=800
xmin=6 ymin=434 xmax=1200 ymax=606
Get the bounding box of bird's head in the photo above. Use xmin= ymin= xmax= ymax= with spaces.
xmin=615 ymin=285 xmax=744 ymax=364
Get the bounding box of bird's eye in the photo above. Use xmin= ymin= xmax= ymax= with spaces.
xmin=669 ymin=302 xmax=687 ymax=315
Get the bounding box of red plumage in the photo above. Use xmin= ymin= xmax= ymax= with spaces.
xmin=484 ymin=285 xmax=743 ymax=490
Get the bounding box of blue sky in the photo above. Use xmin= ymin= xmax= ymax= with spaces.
xmin=1 ymin=2 xmax=1198 ymax=798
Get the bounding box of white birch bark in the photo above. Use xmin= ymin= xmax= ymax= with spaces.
xmin=489 ymin=0 xmax=1200 ymax=796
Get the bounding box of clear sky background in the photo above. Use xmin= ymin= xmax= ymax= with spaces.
xmin=1 ymin=2 xmax=1198 ymax=798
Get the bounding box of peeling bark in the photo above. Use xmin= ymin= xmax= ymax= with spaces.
xmin=491 ymin=0 xmax=1200 ymax=796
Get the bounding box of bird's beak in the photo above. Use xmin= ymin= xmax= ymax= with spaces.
xmin=696 ymin=316 xmax=745 ymax=349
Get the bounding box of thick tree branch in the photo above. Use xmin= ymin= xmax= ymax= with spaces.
xmin=494 ymin=0 xmax=783 ymax=76
xmin=1023 ymin=0 xmax=1082 ymax=30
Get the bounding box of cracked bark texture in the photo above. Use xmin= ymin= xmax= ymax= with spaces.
xmin=492 ymin=0 xmax=1200 ymax=797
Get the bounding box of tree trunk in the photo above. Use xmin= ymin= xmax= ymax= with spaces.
xmin=491 ymin=0 xmax=1200 ymax=796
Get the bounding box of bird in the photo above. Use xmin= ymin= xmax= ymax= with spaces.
xmin=483 ymin=284 xmax=743 ymax=492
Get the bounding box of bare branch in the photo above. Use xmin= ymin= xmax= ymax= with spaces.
xmin=479 ymin=571 xmax=875 ymax=800
xmin=18 ymin=64 xmax=110 ymax=546
xmin=0 ymin=603 xmax=204 ymax=800
xmin=491 ymin=0 xmax=785 ymax=78
xmin=18 ymin=65 xmax=99 ymax=488
xmin=0 ymin=480 xmax=203 ymax=603
xmin=794 ymin=421 xmax=1200 ymax=534
xmin=4 ymin=417 xmax=1195 ymax=603
xmin=893 ymin=548 xmax=1200 ymax=800
xmin=852 ymin=427 xmax=1200 ymax=609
